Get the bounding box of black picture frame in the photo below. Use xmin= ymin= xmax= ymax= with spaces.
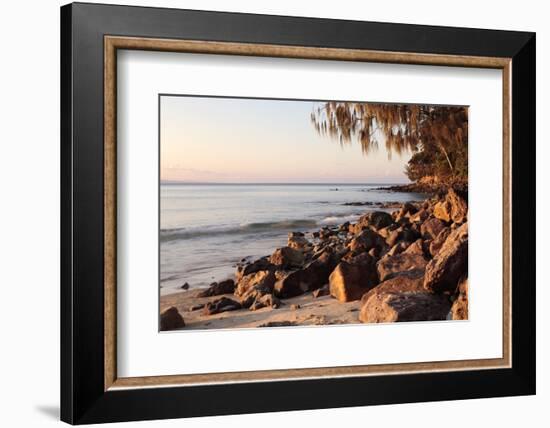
xmin=61 ymin=2 xmax=535 ymax=424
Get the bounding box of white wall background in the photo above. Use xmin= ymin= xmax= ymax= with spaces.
xmin=0 ymin=1 xmax=546 ymax=427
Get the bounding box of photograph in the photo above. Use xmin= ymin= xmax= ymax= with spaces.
xmin=159 ymin=95 xmax=469 ymax=331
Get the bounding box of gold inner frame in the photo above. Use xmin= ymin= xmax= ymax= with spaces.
xmin=104 ymin=35 xmax=512 ymax=391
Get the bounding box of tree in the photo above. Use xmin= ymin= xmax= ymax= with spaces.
xmin=310 ymin=102 xmax=468 ymax=183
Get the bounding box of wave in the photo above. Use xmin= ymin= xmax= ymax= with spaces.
xmin=160 ymin=213 xmax=362 ymax=243
xmin=160 ymin=219 xmax=318 ymax=242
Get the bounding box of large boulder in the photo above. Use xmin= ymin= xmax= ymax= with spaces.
xmin=403 ymin=238 xmax=425 ymax=256
xmin=236 ymin=257 xmax=274 ymax=281
xmin=421 ymin=217 xmax=446 ymax=240
xmin=433 ymin=189 xmax=468 ymax=223
xmin=429 ymin=227 xmax=451 ymax=257
xmin=359 ymin=291 xmax=451 ymax=323
xmin=236 ymin=270 xmax=276 ymax=307
xmin=424 ymin=223 xmax=468 ymax=293
xmin=270 ymin=246 xmax=304 ymax=269
xmin=360 ymin=272 xmax=424 ymax=305
xmin=363 ymin=211 xmax=394 ymax=230
xmin=329 ymin=255 xmax=379 ymax=302
xmin=377 ymin=253 xmax=428 ymax=282
xmin=386 ymin=227 xmax=420 ymax=247
xmin=197 ymin=279 xmax=235 ymax=297
xmin=274 ymin=249 xmax=339 ymax=298
xmin=160 ymin=307 xmax=185 ymax=331
xmin=287 ymin=232 xmax=310 ymax=251
xmin=236 ymin=270 xmax=275 ymax=296
xmin=348 ymin=229 xmax=387 ymax=254
xmin=451 ymin=277 xmax=469 ymax=320
xmin=203 ymin=297 xmax=242 ymax=315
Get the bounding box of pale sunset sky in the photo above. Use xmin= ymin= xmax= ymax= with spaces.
xmin=160 ymin=96 xmax=413 ymax=184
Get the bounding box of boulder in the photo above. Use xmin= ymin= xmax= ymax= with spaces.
xmin=312 ymin=284 xmax=330 ymax=298
xmin=359 ymin=291 xmax=451 ymax=323
xmin=339 ymin=221 xmax=351 ymax=232
xmin=288 ymin=232 xmax=310 ymax=250
xmin=249 ymin=294 xmax=281 ymax=311
xmin=270 ymin=246 xmax=304 ymax=269
xmin=377 ymin=253 xmax=428 ymax=282
xmin=433 ymin=189 xmax=468 ymax=223
xmin=451 ymin=277 xmax=468 ymax=320
xmin=329 ymin=256 xmax=379 ymax=302
xmin=363 ymin=211 xmax=394 ymax=230
xmin=409 ymin=209 xmax=429 ymax=223
xmin=348 ymin=229 xmax=387 ymax=254
xmin=274 ymin=249 xmax=339 ymax=298
xmin=403 ymin=238 xmax=425 ymax=256
xmin=160 ymin=307 xmax=185 ymax=331
xmin=424 ymin=223 xmax=468 ymax=293
xmin=180 ymin=282 xmax=190 ymax=290
xmin=236 ymin=257 xmax=274 ymax=281
xmin=197 ymin=279 xmax=235 ymax=297
xmin=360 ymin=272 xmax=425 ymax=305
xmin=421 ymin=217 xmax=446 ymax=240
xmin=203 ymin=297 xmax=242 ymax=315
xmin=236 ymin=270 xmax=276 ymax=297
xmin=236 ymin=270 xmax=276 ymax=307
xmin=429 ymin=227 xmax=451 ymax=257
xmin=386 ymin=241 xmax=411 ymax=257
xmin=386 ymin=227 xmax=420 ymax=247
xmin=399 ymin=202 xmax=418 ymax=217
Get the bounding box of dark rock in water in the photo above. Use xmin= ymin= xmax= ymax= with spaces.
xmin=197 ymin=279 xmax=235 ymax=297
xmin=160 ymin=307 xmax=185 ymax=330
xmin=189 ymin=304 xmax=205 ymax=311
xmin=451 ymin=277 xmax=468 ymax=320
xmin=180 ymin=282 xmax=190 ymax=290
xmin=377 ymin=253 xmax=428 ymax=282
xmin=236 ymin=257 xmax=274 ymax=281
xmin=329 ymin=255 xmax=379 ymax=302
xmin=424 ymin=223 xmax=468 ymax=293
xmin=203 ymin=297 xmax=242 ymax=315
xmin=359 ymin=290 xmax=451 ymax=323
xmin=258 ymin=321 xmax=297 ymax=328
xmin=312 ymin=284 xmax=330 ymax=298
xmin=342 ymin=201 xmax=374 ymax=206
xmin=270 ymin=246 xmax=304 ymax=269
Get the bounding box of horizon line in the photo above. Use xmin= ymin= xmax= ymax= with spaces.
xmin=160 ymin=180 xmax=410 ymax=185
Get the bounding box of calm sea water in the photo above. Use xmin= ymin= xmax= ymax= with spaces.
xmin=160 ymin=183 xmax=424 ymax=295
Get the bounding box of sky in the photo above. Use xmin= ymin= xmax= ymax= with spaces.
xmin=160 ymin=95 xmax=413 ymax=184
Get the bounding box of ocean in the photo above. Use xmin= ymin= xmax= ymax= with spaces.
xmin=160 ymin=183 xmax=424 ymax=295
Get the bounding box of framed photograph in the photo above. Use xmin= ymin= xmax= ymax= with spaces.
xmin=60 ymin=2 xmax=535 ymax=424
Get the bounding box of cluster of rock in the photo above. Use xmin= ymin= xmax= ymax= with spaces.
xmin=160 ymin=189 xmax=469 ymax=329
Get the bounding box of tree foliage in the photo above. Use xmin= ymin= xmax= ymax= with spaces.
xmin=310 ymin=102 xmax=468 ymax=183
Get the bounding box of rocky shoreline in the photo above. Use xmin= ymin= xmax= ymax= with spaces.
xmin=160 ymin=188 xmax=469 ymax=331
